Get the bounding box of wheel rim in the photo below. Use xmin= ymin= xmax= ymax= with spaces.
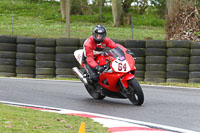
xmin=127 ymin=79 xmax=144 ymax=105
xmin=129 ymin=88 xmax=139 ymax=104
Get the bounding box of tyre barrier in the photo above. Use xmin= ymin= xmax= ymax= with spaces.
xmin=124 ymin=40 xmax=146 ymax=81
xmin=189 ymin=42 xmax=200 ymax=83
xmin=56 ymin=38 xmax=80 ymax=78
xmin=111 ymin=39 xmax=125 ymax=47
xmin=35 ymin=38 xmax=56 ymax=78
xmin=166 ymin=40 xmax=191 ymax=83
xmin=16 ymin=37 xmax=36 ymax=78
xmin=0 ymin=35 xmax=17 ymax=77
xmin=145 ymin=40 xmax=166 ymax=83
xmin=1 ymin=35 xmax=200 ymax=83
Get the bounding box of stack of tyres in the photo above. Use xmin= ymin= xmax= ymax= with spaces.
xmin=112 ymin=39 xmax=125 ymax=47
xmin=16 ymin=37 xmax=35 ymax=78
xmin=56 ymin=38 xmax=80 ymax=78
xmin=79 ymin=38 xmax=86 ymax=49
xmin=166 ymin=40 xmax=191 ymax=83
xmin=35 ymin=38 xmax=56 ymax=78
xmin=0 ymin=35 xmax=16 ymax=77
xmin=189 ymin=42 xmax=200 ymax=83
xmin=124 ymin=40 xmax=146 ymax=81
xmin=145 ymin=40 xmax=167 ymax=83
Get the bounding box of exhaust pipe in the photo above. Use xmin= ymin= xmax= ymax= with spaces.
xmin=72 ymin=67 xmax=88 ymax=85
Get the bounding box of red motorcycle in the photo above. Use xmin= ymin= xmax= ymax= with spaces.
xmin=72 ymin=46 xmax=144 ymax=105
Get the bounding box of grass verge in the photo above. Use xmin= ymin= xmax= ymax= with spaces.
xmin=140 ymin=81 xmax=200 ymax=88
xmin=0 ymin=103 xmax=109 ymax=133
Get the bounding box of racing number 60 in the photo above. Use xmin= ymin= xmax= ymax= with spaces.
xmin=118 ymin=63 xmax=126 ymax=71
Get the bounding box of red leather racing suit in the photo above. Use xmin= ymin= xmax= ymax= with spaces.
xmin=83 ymin=35 xmax=125 ymax=68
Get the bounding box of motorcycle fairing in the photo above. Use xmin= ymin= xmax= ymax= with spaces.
xmin=98 ymin=47 xmax=136 ymax=92
xmin=120 ymin=73 xmax=135 ymax=88
xmin=98 ymin=72 xmax=124 ymax=92
xmin=111 ymin=59 xmax=131 ymax=72
xmin=74 ymin=49 xmax=84 ymax=67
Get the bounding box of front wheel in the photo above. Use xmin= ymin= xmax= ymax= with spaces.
xmin=127 ymin=78 xmax=144 ymax=105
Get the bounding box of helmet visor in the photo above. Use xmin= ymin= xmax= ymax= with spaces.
xmin=95 ymin=33 xmax=103 ymax=40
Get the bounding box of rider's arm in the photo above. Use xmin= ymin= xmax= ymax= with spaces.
xmin=104 ymin=37 xmax=127 ymax=51
xmin=84 ymin=45 xmax=98 ymax=68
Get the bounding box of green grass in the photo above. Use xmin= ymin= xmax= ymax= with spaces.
xmin=0 ymin=0 xmax=166 ymax=40
xmin=0 ymin=103 xmax=109 ymax=133
xmin=139 ymin=81 xmax=200 ymax=88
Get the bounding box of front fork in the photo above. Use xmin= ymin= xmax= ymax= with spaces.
xmin=120 ymin=73 xmax=135 ymax=88
xmin=119 ymin=72 xmax=135 ymax=96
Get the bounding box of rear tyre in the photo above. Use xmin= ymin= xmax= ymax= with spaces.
xmin=127 ymin=78 xmax=144 ymax=105
xmin=84 ymin=83 xmax=105 ymax=100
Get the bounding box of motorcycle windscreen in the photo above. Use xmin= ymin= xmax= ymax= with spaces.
xmin=106 ymin=47 xmax=130 ymax=72
xmin=105 ymin=46 xmax=126 ymax=61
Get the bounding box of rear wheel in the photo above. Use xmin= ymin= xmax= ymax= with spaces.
xmin=127 ymin=78 xmax=144 ymax=105
xmin=84 ymin=83 xmax=105 ymax=100
xmin=81 ymin=68 xmax=105 ymax=100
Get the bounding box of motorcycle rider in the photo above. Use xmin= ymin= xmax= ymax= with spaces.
xmin=82 ymin=24 xmax=133 ymax=92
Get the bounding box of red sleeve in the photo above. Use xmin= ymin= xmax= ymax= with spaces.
xmin=104 ymin=37 xmax=117 ymax=48
xmin=84 ymin=38 xmax=98 ymax=68
xmin=104 ymin=37 xmax=127 ymax=51
xmin=85 ymin=46 xmax=98 ymax=68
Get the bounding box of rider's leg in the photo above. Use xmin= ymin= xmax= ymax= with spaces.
xmin=83 ymin=63 xmax=102 ymax=93
xmin=84 ymin=63 xmax=98 ymax=82
xmin=82 ymin=54 xmax=98 ymax=82
xmin=82 ymin=54 xmax=102 ymax=92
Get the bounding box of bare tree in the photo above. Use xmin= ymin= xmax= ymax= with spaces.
xmin=66 ymin=0 xmax=70 ymax=38
xmin=166 ymin=0 xmax=178 ymax=17
xmin=122 ymin=0 xmax=134 ymax=13
xmin=60 ymin=0 xmax=66 ymax=19
xmin=112 ymin=0 xmax=123 ymax=27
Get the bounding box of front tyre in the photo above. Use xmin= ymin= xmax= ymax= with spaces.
xmin=127 ymin=78 xmax=144 ymax=105
xmin=84 ymin=84 xmax=105 ymax=100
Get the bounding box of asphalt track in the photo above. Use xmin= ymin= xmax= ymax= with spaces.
xmin=0 ymin=77 xmax=200 ymax=132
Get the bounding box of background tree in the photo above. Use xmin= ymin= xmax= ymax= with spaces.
xmin=112 ymin=0 xmax=123 ymax=27
xmin=71 ymin=0 xmax=88 ymax=15
xmin=128 ymin=0 xmax=149 ymax=15
xmin=60 ymin=0 xmax=66 ymax=19
xmin=122 ymin=0 xmax=134 ymax=13
xmin=95 ymin=0 xmax=106 ymax=6
xmin=151 ymin=0 xmax=166 ymax=18
xmin=60 ymin=0 xmax=89 ymax=20
xmin=66 ymin=0 xmax=70 ymax=38
xmin=137 ymin=0 xmax=149 ymax=14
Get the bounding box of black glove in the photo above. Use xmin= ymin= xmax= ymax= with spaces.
xmin=94 ymin=65 xmax=105 ymax=74
xmin=126 ymin=49 xmax=135 ymax=57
